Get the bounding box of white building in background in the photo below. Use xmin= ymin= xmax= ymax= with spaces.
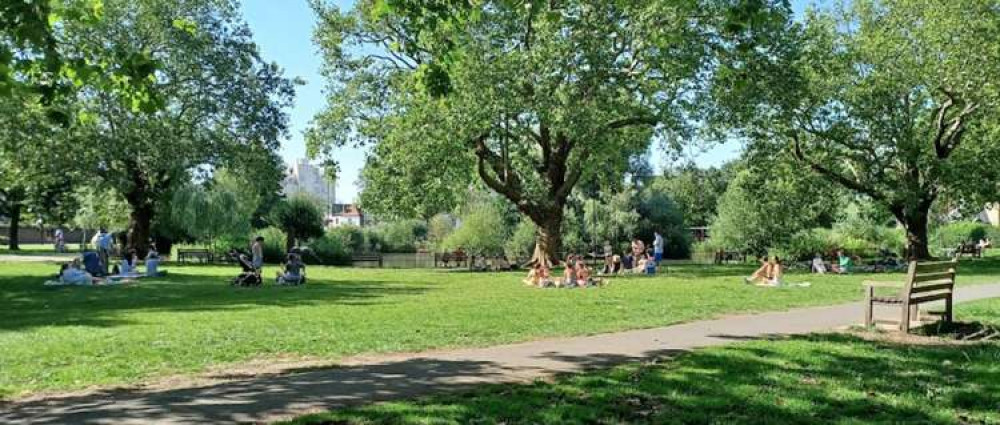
xmin=326 ymin=204 xmax=365 ymax=228
xmin=282 ymin=159 xmax=336 ymax=212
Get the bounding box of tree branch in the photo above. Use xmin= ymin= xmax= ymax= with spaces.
xmin=474 ymin=133 xmax=523 ymax=203
xmin=604 ymin=115 xmax=658 ymax=130
xmin=791 ymin=132 xmax=885 ymax=202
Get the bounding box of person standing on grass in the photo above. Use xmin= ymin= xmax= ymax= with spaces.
xmin=54 ymin=227 xmax=65 ymax=253
xmin=653 ymin=231 xmax=664 ymax=266
xmin=251 ymin=236 xmax=264 ymax=271
xmin=96 ymin=227 xmax=112 ymax=274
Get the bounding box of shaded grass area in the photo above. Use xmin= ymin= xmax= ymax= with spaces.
xmin=286 ymin=299 xmax=1000 ymax=425
xmin=1 ymin=258 xmax=999 ymax=399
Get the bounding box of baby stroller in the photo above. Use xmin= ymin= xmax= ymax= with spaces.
xmin=229 ymin=250 xmax=262 ymax=287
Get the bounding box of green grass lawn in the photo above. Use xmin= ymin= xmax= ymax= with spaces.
xmin=1 ymin=259 xmax=999 ymax=400
xmin=286 ymin=298 xmax=1000 ymax=425
xmin=0 ymin=243 xmax=79 ymax=255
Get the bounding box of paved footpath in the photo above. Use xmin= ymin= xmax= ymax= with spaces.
xmin=4 ymin=284 xmax=1000 ymax=425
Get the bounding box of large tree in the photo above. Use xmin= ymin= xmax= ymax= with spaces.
xmin=309 ymin=0 xmax=771 ymax=262
xmin=63 ymin=0 xmax=294 ymax=255
xmin=712 ymin=0 xmax=1000 ymax=259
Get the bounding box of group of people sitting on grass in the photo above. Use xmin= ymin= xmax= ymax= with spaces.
xmin=599 ymin=235 xmax=662 ymax=276
xmin=49 ymin=244 xmax=164 ymax=286
xmin=522 ymin=232 xmax=668 ymax=288
xmin=810 ymin=249 xmax=907 ymax=274
xmin=522 ymin=254 xmax=603 ymax=288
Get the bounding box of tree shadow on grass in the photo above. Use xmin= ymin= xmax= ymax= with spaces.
xmin=285 ymin=334 xmax=1000 ymax=425
xmin=1 ymin=332 xmax=997 ymax=424
xmin=0 ymin=271 xmax=433 ymax=332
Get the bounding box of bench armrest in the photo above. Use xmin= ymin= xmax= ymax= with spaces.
xmin=862 ymin=280 xmax=905 ymax=288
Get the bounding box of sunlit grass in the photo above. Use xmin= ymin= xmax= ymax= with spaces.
xmin=287 ymin=298 xmax=1000 ymax=425
xmin=2 ymin=258 xmax=998 ymax=399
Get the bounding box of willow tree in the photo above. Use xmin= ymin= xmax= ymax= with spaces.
xmin=712 ymin=0 xmax=1000 ymax=259
xmin=309 ymin=0 xmax=770 ymax=262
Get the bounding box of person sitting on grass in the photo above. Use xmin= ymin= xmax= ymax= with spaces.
xmin=575 ymin=258 xmax=591 ymax=287
xmin=835 ymin=250 xmax=853 ymax=274
xmin=523 ymin=262 xmax=552 ymax=287
xmin=630 ymin=252 xmax=649 ymax=274
xmin=276 ymin=253 xmax=306 ymax=285
xmin=145 ymin=246 xmax=165 ymax=277
xmin=644 ymin=249 xmax=658 ymax=274
xmin=561 ymin=254 xmax=578 ymax=287
xmin=601 ymin=255 xmax=623 ymax=275
xmin=811 ymin=253 xmax=827 ymax=274
xmin=745 ymin=256 xmax=783 ymax=286
xmin=622 ymin=251 xmax=634 ymax=271
xmin=120 ymin=249 xmax=138 ymax=275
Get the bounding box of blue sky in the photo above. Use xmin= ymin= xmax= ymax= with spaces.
xmin=240 ymin=0 xmax=819 ymax=203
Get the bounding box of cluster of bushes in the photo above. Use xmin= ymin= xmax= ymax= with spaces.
xmin=932 ymin=221 xmax=1000 ymax=254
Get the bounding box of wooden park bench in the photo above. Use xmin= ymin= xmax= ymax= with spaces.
xmin=864 ymin=259 xmax=957 ymax=333
xmin=956 ymin=243 xmax=982 ymax=258
xmin=177 ymin=249 xmax=212 ymax=264
xmin=352 ymin=254 xmax=383 ymax=268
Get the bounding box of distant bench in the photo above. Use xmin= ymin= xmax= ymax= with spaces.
xmin=956 ymin=243 xmax=982 ymax=258
xmin=434 ymin=252 xmax=468 ymax=268
xmin=714 ymin=250 xmax=746 ymax=264
xmin=177 ymin=249 xmax=213 ymax=264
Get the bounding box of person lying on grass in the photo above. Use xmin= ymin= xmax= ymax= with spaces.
xmin=745 ymin=256 xmax=783 ymax=286
xmin=60 ymin=260 xmax=99 ymax=285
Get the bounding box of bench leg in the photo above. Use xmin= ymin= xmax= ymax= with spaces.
xmin=901 ymin=303 xmax=911 ymax=333
xmin=910 ymin=304 xmax=919 ymax=323
xmin=864 ymin=286 xmax=874 ymax=329
xmin=944 ymin=296 xmax=953 ymax=324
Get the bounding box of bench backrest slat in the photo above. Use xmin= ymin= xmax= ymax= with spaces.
xmin=913 ymin=261 xmax=957 ymax=274
xmin=903 ymin=259 xmax=957 ymax=304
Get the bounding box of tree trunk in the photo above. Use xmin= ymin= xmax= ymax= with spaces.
xmin=7 ymin=199 xmax=21 ymax=251
xmin=127 ymin=202 xmax=154 ymax=257
xmin=901 ymin=209 xmax=932 ymax=260
xmin=530 ymin=214 xmax=563 ymax=266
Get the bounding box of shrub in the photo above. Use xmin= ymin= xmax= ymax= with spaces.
xmin=328 ymin=225 xmax=365 ymax=254
xmin=933 ymin=221 xmax=991 ymax=251
xmin=505 ymin=220 xmax=537 ymax=259
xmin=782 ymin=228 xmax=836 ymax=261
xmin=303 ymin=234 xmax=351 ymax=265
xmin=636 ymin=184 xmax=690 ymax=259
xmin=442 ymin=203 xmax=508 ymax=255
xmin=427 ymin=214 xmax=456 ymax=249
xmin=370 ymin=219 xmax=427 ymax=253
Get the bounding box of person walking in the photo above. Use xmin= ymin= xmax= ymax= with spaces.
xmin=53 ymin=227 xmax=65 ymax=253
